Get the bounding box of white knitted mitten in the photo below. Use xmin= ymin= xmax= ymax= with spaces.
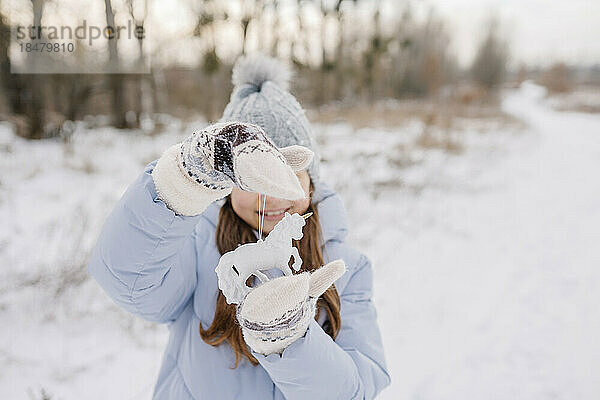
xmin=236 ymin=259 xmax=347 ymax=356
xmin=152 ymin=122 xmax=314 ymax=216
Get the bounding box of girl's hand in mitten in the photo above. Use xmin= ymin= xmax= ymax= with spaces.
xmin=236 ymin=259 xmax=347 ymax=356
xmin=152 ymin=122 xmax=314 ymax=216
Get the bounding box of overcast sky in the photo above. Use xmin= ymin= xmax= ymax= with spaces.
xmin=424 ymin=0 xmax=600 ymax=67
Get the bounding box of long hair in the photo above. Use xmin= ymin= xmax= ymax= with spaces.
xmin=199 ymin=183 xmax=342 ymax=368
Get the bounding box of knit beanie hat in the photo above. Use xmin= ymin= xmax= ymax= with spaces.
xmin=220 ymin=54 xmax=321 ymax=191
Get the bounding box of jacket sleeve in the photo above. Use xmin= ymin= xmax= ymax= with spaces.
xmin=252 ymin=253 xmax=391 ymax=400
xmin=88 ymin=161 xmax=203 ymax=324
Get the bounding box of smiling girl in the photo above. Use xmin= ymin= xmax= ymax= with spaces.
xmin=89 ymin=55 xmax=390 ymax=400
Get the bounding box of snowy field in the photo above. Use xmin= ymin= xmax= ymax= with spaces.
xmin=1 ymin=83 xmax=599 ymax=399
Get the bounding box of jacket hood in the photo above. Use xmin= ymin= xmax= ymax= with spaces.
xmin=200 ymin=181 xmax=348 ymax=245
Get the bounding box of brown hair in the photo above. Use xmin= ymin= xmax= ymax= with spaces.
xmin=199 ymin=183 xmax=341 ymax=368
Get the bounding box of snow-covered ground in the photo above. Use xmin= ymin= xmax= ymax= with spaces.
xmin=1 ymin=82 xmax=599 ymax=399
xmin=372 ymin=83 xmax=600 ymax=400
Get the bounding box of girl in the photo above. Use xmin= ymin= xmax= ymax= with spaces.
xmin=89 ymin=55 xmax=390 ymax=399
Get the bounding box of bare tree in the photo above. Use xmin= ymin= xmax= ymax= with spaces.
xmin=191 ymin=0 xmax=230 ymax=119
xmin=362 ymin=0 xmax=386 ymax=100
xmin=389 ymin=8 xmax=455 ymax=97
xmin=126 ymin=0 xmax=149 ymax=126
xmin=470 ymin=18 xmax=509 ymax=90
xmin=312 ymin=0 xmax=345 ymax=103
xmin=192 ymin=0 xmax=221 ymax=73
xmin=291 ymin=0 xmax=308 ymax=66
xmin=240 ymin=0 xmax=263 ymax=55
xmin=268 ymin=0 xmax=278 ymax=57
xmin=23 ymin=0 xmax=47 ymax=139
xmin=104 ymin=0 xmax=127 ymax=128
xmin=331 ymin=0 xmax=350 ymax=100
xmin=0 ymin=8 xmax=21 ymax=115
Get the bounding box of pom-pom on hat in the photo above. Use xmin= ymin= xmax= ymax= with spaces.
xmin=231 ymin=55 xmax=292 ymax=92
xmin=220 ymin=54 xmax=321 ymax=195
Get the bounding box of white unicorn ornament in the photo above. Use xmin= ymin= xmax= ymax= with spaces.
xmin=215 ymin=212 xmax=307 ymax=304
xmin=214 ymin=210 xmax=348 ymax=356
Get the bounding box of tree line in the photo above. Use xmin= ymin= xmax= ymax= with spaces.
xmin=0 ymin=0 xmax=509 ymax=139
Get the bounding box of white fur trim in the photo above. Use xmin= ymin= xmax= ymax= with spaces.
xmin=151 ymin=143 xmax=232 ymax=216
xmin=232 ymin=54 xmax=291 ymax=91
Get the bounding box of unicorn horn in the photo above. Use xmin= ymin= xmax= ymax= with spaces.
xmin=301 ymin=212 xmax=313 ymax=220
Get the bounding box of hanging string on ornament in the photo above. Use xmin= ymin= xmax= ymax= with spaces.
xmin=257 ymin=192 xmax=267 ymax=241
xmin=260 ymin=194 xmax=267 ymax=239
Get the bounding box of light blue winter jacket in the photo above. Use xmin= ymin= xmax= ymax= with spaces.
xmin=88 ymin=160 xmax=391 ymax=399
